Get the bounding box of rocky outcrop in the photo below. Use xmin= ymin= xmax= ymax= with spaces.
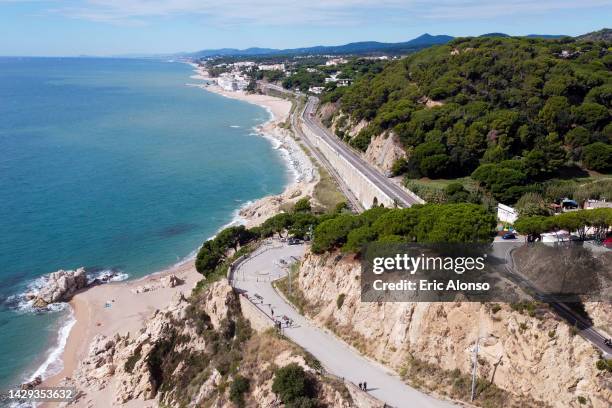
xmin=59 ymin=279 xmax=354 ymax=407
xmin=294 ymin=251 xmax=611 ymax=408
xmin=363 ymin=132 xmax=406 ymax=173
xmin=27 ymin=268 xmax=88 ymax=308
xmin=132 ymin=274 xmax=185 ymax=294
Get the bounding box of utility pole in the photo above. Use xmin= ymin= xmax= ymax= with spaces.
xmin=471 ymin=337 xmax=480 ymax=402
xmin=288 ymin=265 xmax=292 ymax=297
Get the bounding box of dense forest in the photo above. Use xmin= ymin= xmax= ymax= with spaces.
xmin=325 ymin=36 xmax=612 ymax=203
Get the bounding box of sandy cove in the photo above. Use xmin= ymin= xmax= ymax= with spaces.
xmin=41 ymin=78 xmax=318 ymax=400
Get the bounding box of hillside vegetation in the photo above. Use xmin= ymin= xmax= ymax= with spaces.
xmin=326 ymin=36 xmax=611 ymax=203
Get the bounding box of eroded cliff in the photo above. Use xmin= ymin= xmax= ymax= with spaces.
xmin=291 ymin=251 xmax=611 ymax=408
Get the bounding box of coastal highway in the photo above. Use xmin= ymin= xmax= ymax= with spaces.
xmin=231 ymin=241 xmax=457 ymax=408
xmin=494 ymin=240 xmax=612 ymax=356
xmin=300 ymin=96 xmax=423 ymax=208
xmin=260 ymin=82 xmax=423 ymax=209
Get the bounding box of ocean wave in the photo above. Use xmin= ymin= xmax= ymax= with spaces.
xmin=229 ymin=125 xmax=241 ymax=128
xmin=26 ymin=306 xmax=76 ymax=385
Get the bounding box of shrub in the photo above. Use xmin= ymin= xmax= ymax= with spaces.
xmin=293 ymin=197 xmax=312 ymax=213
xmin=272 ymin=363 xmax=314 ymax=404
xmin=595 ymin=359 xmax=612 ymax=372
xmin=229 ymin=375 xmax=250 ymax=407
xmin=336 ymin=293 xmax=346 ymax=309
xmin=124 ymin=344 xmax=142 ymax=374
xmin=491 ymin=304 xmax=501 ymax=314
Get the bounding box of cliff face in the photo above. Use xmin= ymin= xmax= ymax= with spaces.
xmin=60 ymin=280 xmax=354 ymax=407
xmin=363 ymin=132 xmax=406 ymax=173
xmin=295 ymin=251 xmax=611 ymax=408
xmin=321 ymin=103 xmax=405 ymax=174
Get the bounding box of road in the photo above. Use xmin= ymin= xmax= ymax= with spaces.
xmin=231 ymin=241 xmax=457 ymax=408
xmin=260 ymin=82 xmax=422 ymax=209
xmin=492 ymin=239 xmax=612 ymax=356
xmin=301 ymin=96 xmax=423 ymax=208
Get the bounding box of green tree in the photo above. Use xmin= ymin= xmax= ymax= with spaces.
xmin=573 ymin=102 xmax=609 ymax=130
xmin=538 ymin=96 xmax=571 ymax=133
xmin=581 ymin=142 xmax=612 ymax=172
xmin=195 ymin=240 xmax=223 ymax=277
xmin=272 ymin=364 xmax=314 ymax=404
xmin=514 ymin=216 xmax=547 ymax=235
xmin=564 ymin=127 xmax=591 ymax=147
xmin=311 ymin=214 xmax=362 ymax=253
xmin=293 ymin=197 xmax=312 ymax=213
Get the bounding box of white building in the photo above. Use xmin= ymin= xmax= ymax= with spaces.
xmin=216 ymin=73 xmax=249 ymax=91
xmin=308 ymin=86 xmax=325 ymax=94
xmin=258 ymin=63 xmax=285 ymax=71
xmin=325 ymin=58 xmax=348 ymax=66
xmin=232 ymin=61 xmax=255 ymax=68
xmin=584 ymin=199 xmax=612 ymax=210
xmin=497 ymin=203 xmax=518 ymax=224
xmin=541 ymin=230 xmax=571 ymax=244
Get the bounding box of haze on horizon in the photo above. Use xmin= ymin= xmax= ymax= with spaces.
xmin=1 ymin=0 xmax=611 ymax=57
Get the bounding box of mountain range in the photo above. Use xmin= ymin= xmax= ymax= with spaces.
xmin=184 ymin=33 xmax=454 ymax=58
xmin=154 ymin=29 xmax=608 ymax=60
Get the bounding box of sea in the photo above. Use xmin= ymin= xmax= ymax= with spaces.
xmin=0 ymin=57 xmax=290 ymax=391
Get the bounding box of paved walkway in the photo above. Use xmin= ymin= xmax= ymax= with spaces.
xmin=231 ymin=242 xmax=456 ymax=408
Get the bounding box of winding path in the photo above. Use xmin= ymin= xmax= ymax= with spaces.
xmin=231 ymin=241 xmax=456 ymax=408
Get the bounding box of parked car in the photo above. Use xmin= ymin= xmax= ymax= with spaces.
xmin=502 ymin=232 xmax=517 ymax=240
xmin=603 ymin=237 xmax=612 ymax=248
xmin=288 ymin=237 xmax=302 ymax=245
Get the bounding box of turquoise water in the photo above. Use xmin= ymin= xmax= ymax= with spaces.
xmin=0 ymin=57 xmax=289 ymax=390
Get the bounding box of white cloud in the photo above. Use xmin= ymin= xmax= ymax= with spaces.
xmin=16 ymin=0 xmax=612 ymax=26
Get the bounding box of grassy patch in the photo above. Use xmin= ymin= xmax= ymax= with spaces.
xmin=298 ymin=142 xmax=346 ymax=212
xmin=399 ymin=356 xmax=548 ymax=408
xmin=313 ymin=164 xmax=347 ymax=212
xmin=274 ymin=262 xmax=315 ymax=316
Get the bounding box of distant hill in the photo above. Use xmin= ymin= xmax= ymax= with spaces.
xmin=177 ymin=29 xmax=605 ymax=59
xmin=576 ymin=28 xmax=612 ymax=42
xmin=186 ymin=34 xmax=454 ymax=58
xmin=479 ymin=33 xmax=510 ymax=38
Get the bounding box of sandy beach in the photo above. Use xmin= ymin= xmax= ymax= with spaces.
xmin=39 ymin=64 xmax=318 ymax=401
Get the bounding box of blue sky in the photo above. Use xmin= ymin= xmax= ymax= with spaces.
xmin=1 ymin=0 xmax=611 ymax=56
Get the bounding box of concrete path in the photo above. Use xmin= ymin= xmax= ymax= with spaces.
xmin=232 ymin=242 xmax=456 ymax=408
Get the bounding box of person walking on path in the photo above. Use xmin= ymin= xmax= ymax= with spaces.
xmin=363 ymin=381 xmax=367 ymax=391
xmin=358 ymin=383 xmax=362 ymax=390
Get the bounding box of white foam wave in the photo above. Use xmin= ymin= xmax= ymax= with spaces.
xmin=229 ymin=125 xmax=241 ymax=128
xmin=87 ymin=269 xmax=129 ymax=285
xmin=26 ymin=307 xmax=76 ymax=384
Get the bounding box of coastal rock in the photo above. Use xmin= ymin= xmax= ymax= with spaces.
xmin=190 ymin=369 xmax=221 ymax=406
xmin=131 ymin=274 xmax=185 ymax=294
xmin=20 ymin=376 xmax=42 ymax=390
xmin=162 ymin=274 xmax=183 ymax=288
xmin=31 ymin=268 xmax=87 ymax=307
xmin=199 ymin=280 xmax=235 ymax=329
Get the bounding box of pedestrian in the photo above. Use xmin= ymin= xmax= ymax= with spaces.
xmin=358 ymin=382 xmax=362 ymax=390
xmin=363 ymin=381 xmax=367 ymax=391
